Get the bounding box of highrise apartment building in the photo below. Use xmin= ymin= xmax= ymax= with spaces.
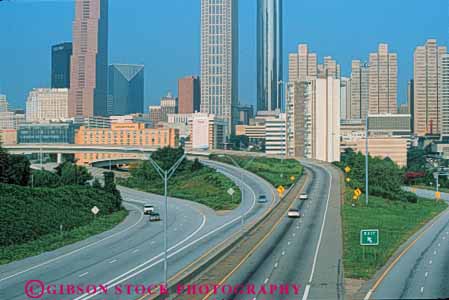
xmin=25 ymin=88 xmax=69 ymax=122
xmin=69 ymin=0 xmax=108 ymax=117
xmin=160 ymin=92 xmax=177 ymax=122
xmin=413 ymin=39 xmax=447 ymax=136
xmin=178 ymin=76 xmax=200 ymax=114
xmin=108 ymin=64 xmax=144 ymax=115
xmin=257 ymin=0 xmax=283 ymax=112
xmin=51 ymin=42 xmax=72 ymax=88
xmin=368 ymin=44 xmax=398 ymax=114
xmin=340 ymin=77 xmax=351 ymax=120
xmin=288 ymin=44 xmax=317 ymax=82
xmin=200 ymin=0 xmax=238 ymax=135
xmin=441 ymin=54 xmax=449 ymax=135
xmin=350 ymin=60 xmax=369 ymax=119
xmin=318 ymin=56 xmax=340 ymax=79
xmin=286 ymin=78 xmax=340 ymax=162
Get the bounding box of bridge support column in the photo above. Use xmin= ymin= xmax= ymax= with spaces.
xmin=57 ymin=153 xmax=63 ymax=164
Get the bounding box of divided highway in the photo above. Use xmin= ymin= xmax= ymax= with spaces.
xmin=208 ymin=160 xmax=343 ymax=300
xmin=0 ymin=161 xmax=277 ymax=300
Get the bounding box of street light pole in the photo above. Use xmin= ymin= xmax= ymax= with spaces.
xmin=365 ymin=110 xmax=369 ymax=206
xmin=147 ymin=153 xmax=186 ymax=288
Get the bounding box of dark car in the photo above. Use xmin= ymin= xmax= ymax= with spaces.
xmin=149 ymin=212 xmax=161 ymax=222
xmin=257 ymin=195 xmax=268 ymax=203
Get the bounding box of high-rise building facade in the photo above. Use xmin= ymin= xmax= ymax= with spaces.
xmin=350 ymin=60 xmax=369 ymax=119
xmin=413 ymin=39 xmax=447 ymax=136
xmin=178 ymin=76 xmax=200 ymax=114
xmin=160 ymin=92 xmax=177 ymax=122
xmin=318 ymin=56 xmax=340 ymax=79
xmin=25 ymin=88 xmax=69 ymax=122
xmin=108 ymin=64 xmax=144 ymax=116
xmin=257 ymin=0 xmax=283 ymax=112
xmin=288 ymin=44 xmax=317 ymax=82
xmin=0 ymin=95 xmax=8 ymax=112
xmin=51 ymin=42 xmax=72 ymax=88
xmin=286 ymin=78 xmax=340 ymax=162
xmin=69 ymin=0 xmax=108 ymax=117
xmin=200 ymin=0 xmax=238 ymax=135
xmin=408 ymin=79 xmax=415 ymax=132
xmin=441 ymin=54 xmax=449 ymax=135
xmin=340 ymin=77 xmax=351 ymax=120
xmin=368 ymin=44 xmax=398 ymax=115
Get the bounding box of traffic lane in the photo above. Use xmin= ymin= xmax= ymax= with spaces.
xmin=372 ymin=209 xmax=449 ymax=300
xmin=0 ymin=190 xmax=205 ymax=300
xmin=208 ymin=164 xmax=330 ymax=300
xmin=404 ymin=186 xmax=449 ymax=202
xmin=91 ymin=168 xmax=273 ymax=300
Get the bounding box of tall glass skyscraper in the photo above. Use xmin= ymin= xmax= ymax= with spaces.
xmin=51 ymin=42 xmax=72 ymax=89
xmin=108 ymin=64 xmax=144 ymax=116
xmin=200 ymin=0 xmax=238 ymax=135
xmin=69 ymin=0 xmax=108 ymax=117
xmin=257 ymin=0 xmax=283 ymax=112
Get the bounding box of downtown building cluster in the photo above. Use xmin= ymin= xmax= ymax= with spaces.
xmin=1 ymin=0 xmax=448 ymax=167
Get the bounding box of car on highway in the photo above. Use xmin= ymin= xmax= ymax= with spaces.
xmin=143 ymin=204 xmax=154 ymax=215
xmin=149 ymin=212 xmax=161 ymax=222
xmin=257 ymin=195 xmax=268 ymax=203
xmin=287 ymin=208 xmax=301 ymax=218
xmin=299 ymin=194 xmax=308 ymax=200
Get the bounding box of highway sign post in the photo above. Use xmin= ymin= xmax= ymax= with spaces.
xmin=435 ymin=191 xmax=441 ymax=200
xmin=277 ymin=185 xmax=285 ymax=196
xmin=344 ymin=166 xmax=351 ymax=173
xmin=91 ymin=206 xmax=99 ymax=218
xmin=360 ymin=229 xmax=379 ymax=246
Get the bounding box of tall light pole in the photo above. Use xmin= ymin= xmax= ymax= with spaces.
xmin=365 ymin=112 xmax=369 ymax=206
xmin=147 ymin=153 xmax=186 ymax=288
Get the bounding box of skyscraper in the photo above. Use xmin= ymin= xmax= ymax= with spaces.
xmin=288 ymin=44 xmax=317 ymax=82
xmin=178 ymin=76 xmax=200 ymax=114
xmin=441 ymin=54 xmax=449 ymax=135
xmin=160 ymin=92 xmax=177 ymax=122
xmin=0 ymin=95 xmax=8 ymax=113
xmin=350 ymin=60 xmax=369 ymax=119
xmin=200 ymin=0 xmax=238 ymax=135
xmin=318 ymin=56 xmax=340 ymax=79
xmin=69 ymin=0 xmax=108 ymax=117
xmin=368 ymin=44 xmax=398 ymax=114
xmin=26 ymin=88 xmax=69 ymax=122
xmin=51 ymin=42 xmax=72 ymax=88
xmin=108 ymin=64 xmax=144 ymax=115
xmin=413 ymin=39 xmax=447 ymax=136
xmin=257 ymin=0 xmax=283 ymax=112
xmin=340 ymin=77 xmax=351 ymax=120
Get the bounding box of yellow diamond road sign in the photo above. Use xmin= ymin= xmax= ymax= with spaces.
xmin=344 ymin=166 xmax=351 ymax=173
xmin=290 ymin=176 xmax=295 ymax=182
xmin=277 ymin=185 xmax=285 ymax=195
xmin=354 ymin=188 xmax=362 ymax=197
xmin=436 ymin=191 xmax=441 ymax=200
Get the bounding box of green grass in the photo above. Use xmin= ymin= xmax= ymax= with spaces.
xmin=343 ymin=192 xmax=447 ymax=279
xmin=0 ymin=210 xmax=128 ymax=265
xmin=210 ymin=155 xmax=303 ymax=188
xmin=119 ymin=167 xmax=241 ymax=211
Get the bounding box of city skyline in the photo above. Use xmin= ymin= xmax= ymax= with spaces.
xmin=0 ymin=0 xmax=448 ymax=110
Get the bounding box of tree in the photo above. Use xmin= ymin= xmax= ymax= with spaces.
xmin=151 ymin=147 xmax=185 ymax=171
xmin=56 ymin=162 xmax=92 ymax=185
xmin=103 ymin=172 xmax=122 ymax=211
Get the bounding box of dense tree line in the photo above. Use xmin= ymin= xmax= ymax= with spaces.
xmin=336 ymin=149 xmax=418 ymax=203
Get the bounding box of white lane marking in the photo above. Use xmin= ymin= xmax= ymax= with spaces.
xmin=287 ymin=241 xmax=291 ymax=245
xmin=302 ymin=163 xmax=333 ymax=300
xmin=274 ymin=262 xmax=278 ymax=268
xmin=77 ymin=166 xmax=264 ymax=300
xmin=109 ymin=259 xmax=117 ymax=264
xmin=132 ymin=249 xmax=139 ymax=254
xmin=264 ymin=278 xmax=269 ymax=284
xmin=302 ymin=284 xmax=311 ymax=300
xmin=293 ymin=233 xmax=296 ymax=237
xmin=78 ymin=272 xmax=89 ymax=278
xmin=74 ymin=213 xmax=207 ymax=300
xmin=425 ymin=272 xmax=429 ymax=278
xmin=443 ymin=236 xmax=446 ymax=240
xmin=363 ymin=289 xmax=373 ymax=300
xmin=434 ymin=250 xmax=437 ymax=255
xmin=0 ymin=202 xmax=144 ymax=283
xmin=429 ymin=260 xmax=433 ymax=265
xmin=281 ymin=251 xmax=285 ymax=256
xmin=151 ymin=241 xmax=156 ymax=244
xmin=438 ymin=243 xmax=441 ymax=247
xmin=420 ymin=287 xmax=424 ymax=293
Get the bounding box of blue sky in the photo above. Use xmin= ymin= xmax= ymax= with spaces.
xmin=0 ymin=0 xmax=448 ymax=110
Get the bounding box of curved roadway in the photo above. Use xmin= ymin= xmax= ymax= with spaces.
xmin=0 ymin=160 xmax=276 ymax=300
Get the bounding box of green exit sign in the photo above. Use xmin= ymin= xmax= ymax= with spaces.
xmin=360 ymin=229 xmax=379 ymax=246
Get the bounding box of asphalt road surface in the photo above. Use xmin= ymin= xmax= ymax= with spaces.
xmin=209 ymin=160 xmax=343 ymax=300
xmin=0 ymin=160 xmax=276 ymax=300
xmin=370 ymin=188 xmax=449 ymax=299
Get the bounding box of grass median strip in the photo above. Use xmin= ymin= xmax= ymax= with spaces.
xmin=0 ymin=210 xmax=128 ymax=266
xmin=342 ymin=192 xmax=447 ymax=279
